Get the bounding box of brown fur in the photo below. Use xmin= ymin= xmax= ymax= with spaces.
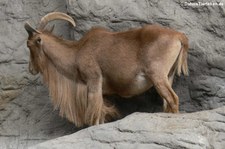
xmin=31 ymin=35 xmax=118 ymax=126
xmin=25 ymin=23 xmax=189 ymax=127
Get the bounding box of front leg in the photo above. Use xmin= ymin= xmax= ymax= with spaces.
xmin=85 ymin=76 xmax=120 ymax=125
xmin=77 ymin=56 xmax=119 ymax=125
xmin=84 ymin=76 xmax=105 ymax=125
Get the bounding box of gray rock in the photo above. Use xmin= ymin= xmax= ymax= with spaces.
xmin=30 ymin=106 xmax=225 ymax=149
xmin=67 ymin=0 xmax=225 ymax=112
xmin=0 ymin=86 xmax=163 ymax=149
xmin=0 ymin=0 xmax=74 ymax=148
xmin=1 ymin=0 xmax=225 ymax=148
xmin=0 ymin=85 xmax=77 ymax=149
xmin=0 ymin=0 xmax=71 ymax=105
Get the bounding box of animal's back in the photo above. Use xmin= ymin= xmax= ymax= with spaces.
xmin=77 ymin=25 xmax=185 ymax=97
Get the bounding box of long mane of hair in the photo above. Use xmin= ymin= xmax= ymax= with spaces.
xmin=35 ymin=32 xmax=120 ymax=126
xmin=39 ymin=57 xmax=119 ymax=127
xmin=40 ymin=58 xmax=88 ymax=127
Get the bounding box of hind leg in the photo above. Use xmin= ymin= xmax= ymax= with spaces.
xmin=162 ymin=70 xmax=177 ymax=112
xmin=149 ymin=74 xmax=179 ymax=113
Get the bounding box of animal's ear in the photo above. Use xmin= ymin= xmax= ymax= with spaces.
xmin=24 ymin=22 xmax=41 ymax=37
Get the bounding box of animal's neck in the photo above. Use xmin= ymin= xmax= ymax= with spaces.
xmin=42 ymin=35 xmax=78 ymax=79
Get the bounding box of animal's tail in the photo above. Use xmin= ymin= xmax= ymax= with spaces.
xmin=176 ymin=33 xmax=189 ymax=76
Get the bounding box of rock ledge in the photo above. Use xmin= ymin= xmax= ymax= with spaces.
xmin=30 ymin=106 xmax=225 ymax=149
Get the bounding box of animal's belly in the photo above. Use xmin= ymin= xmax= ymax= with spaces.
xmin=122 ymin=72 xmax=152 ymax=97
xmin=103 ymin=72 xmax=153 ymax=98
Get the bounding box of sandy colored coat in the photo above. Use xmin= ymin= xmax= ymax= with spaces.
xmin=25 ymin=12 xmax=189 ymax=127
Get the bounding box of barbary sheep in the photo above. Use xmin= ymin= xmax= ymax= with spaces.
xmin=24 ymin=12 xmax=189 ymax=127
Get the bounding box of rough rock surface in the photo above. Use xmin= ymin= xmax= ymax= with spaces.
xmin=0 ymin=0 xmax=74 ymax=148
xmin=0 ymin=85 xmax=78 ymax=149
xmin=0 ymin=0 xmax=71 ymax=107
xmin=0 ymin=0 xmax=225 ymax=148
xmin=0 ymin=86 xmax=163 ymax=149
xmin=30 ymin=106 xmax=225 ymax=149
xmin=67 ymin=0 xmax=225 ymax=112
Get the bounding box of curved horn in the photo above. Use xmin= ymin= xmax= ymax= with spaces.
xmin=24 ymin=22 xmax=41 ymax=36
xmin=38 ymin=12 xmax=76 ymax=30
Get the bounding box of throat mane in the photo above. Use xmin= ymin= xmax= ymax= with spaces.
xmin=41 ymin=59 xmax=88 ymax=127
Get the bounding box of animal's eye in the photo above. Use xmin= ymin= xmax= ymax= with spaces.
xmin=36 ymin=37 xmax=41 ymax=44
